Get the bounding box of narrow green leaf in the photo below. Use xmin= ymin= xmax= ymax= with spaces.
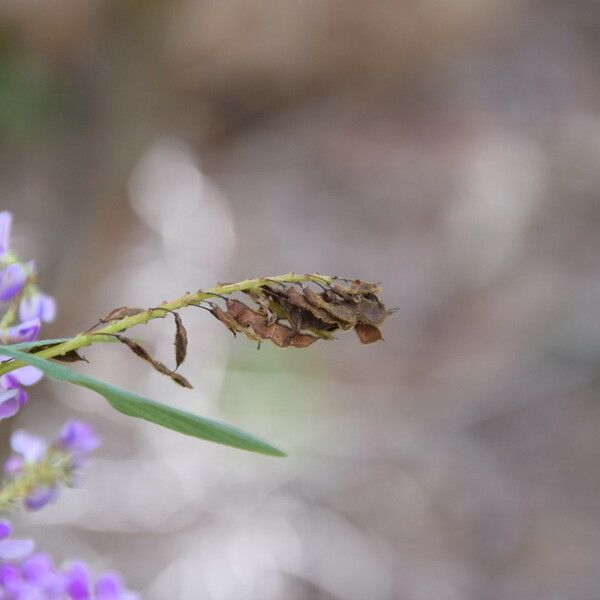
xmin=6 ymin=338 xmax=72 ymax=351
xmin=5 ymin=336 xmax=120 ymax=351
xmin=0 ymin=346 xmax=286 ymax=457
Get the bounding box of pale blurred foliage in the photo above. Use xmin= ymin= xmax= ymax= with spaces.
xmin=1 ymin=1 xmax=600 ymax=599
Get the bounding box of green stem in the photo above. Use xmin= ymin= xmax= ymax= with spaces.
xmin=0 ymin=273 xmax=332 ymax=376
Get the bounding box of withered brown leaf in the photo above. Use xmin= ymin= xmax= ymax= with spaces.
xmin=31 ymin=343 xmax=88 ymax=363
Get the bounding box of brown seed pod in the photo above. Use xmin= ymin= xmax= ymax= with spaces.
xmin=173 ymin=312 xmax=188 ymax=369
xmin=244 ymin=289 xmax=279 ymax=325
xmin=332 ymin=279 xmax=382 ymax=297
xmin=225 ymin=298 xmax=318 ymax=348
xmin=354 ymin=323 xmax=384 ymax=344
xmin=110 ymin=334 xmax=193 ymax=388
xmin=303 ymin=287 xmax=356 ymax=329
xmin=151 ymin=307 xmax=189 ymax=369
xmin=283 ymin=287 xmax=340 ymax=327
xmin=169 ymin=371 xmax=193 ymax=389
xmin=353 ymin=298 xmax=388 ymax=326
xmin=209 ymin=303 xmax=263 ymax=345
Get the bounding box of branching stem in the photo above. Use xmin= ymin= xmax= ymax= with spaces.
xmin=0 ymin=273 xmax=333 ymax=376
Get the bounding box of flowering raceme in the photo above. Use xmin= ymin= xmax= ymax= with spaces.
xmin=0 ymin=212 xmax=139 ymax=597
xmin=0 ymin=519 xmax=140 ymax=599
xmin=0 ymin=211 xmax=56 ymax=420
xmin=0 ymin=419 xmax=140 ymax=597
xmin=1 ymin=420 xmax=101 ymax=512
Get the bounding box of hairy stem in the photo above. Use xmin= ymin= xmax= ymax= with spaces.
xmin=0 ymin=273 xmax=333 ymax=376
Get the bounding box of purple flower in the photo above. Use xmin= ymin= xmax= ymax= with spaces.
xmin=0 ymin=365 xmax=44 ymax=422
xmin=0 ymin=521 xmax=35 ymax=562
xmin=0 ymin=522 xmax=140 ymax=598
xmin=10 ymin=429 xmax=47 ymax=462
xmin=95 ymin=573 xmax=140 ymax=600
xmin=19 ymin=293 xmax=56 ymax=323
xmin=64 ymin=561 xmax=91 ymax=599
xmin=63 ymin=564 xmax=140 ymax=600
xmin=4 ymin=318 xmax=41 ymax=343
xmin=24 ymin=485 xmax=60 ymax=512
xmin=57 ymin=421 xmax=101 ymax=459
xmin=21 ymin=553 xmax=65 ymax=596
xmin=0 ymin=389 xmax=23 ymax=420
xmin=3 ymin=422 xmax=101 ymax=512
xmin=0 ymin=212 xmax=12 ymax=256
xmin=0 ymin=263 xmax=26 ymax=301
xmin=3 ymin=365 xmax=44 ymax=387
xmin=0 ymin=212 xmax=55 ymax=421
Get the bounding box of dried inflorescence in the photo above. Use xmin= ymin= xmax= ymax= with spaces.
xmin=209 ymin=277 xmax=392 ymax=348
xmin=38 ymin=275 xmax=392 ymax=391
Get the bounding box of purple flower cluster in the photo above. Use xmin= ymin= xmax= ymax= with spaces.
xmin=4 ymin=421 xmax=101 ymax=512
xmin=0 ymin=520 xmax=140 ymax=599
xmin=0 ymin=211 xmax=56 ymax=420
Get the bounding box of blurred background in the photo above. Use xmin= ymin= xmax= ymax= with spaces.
xmin=1 ymin=1 xmax=600 ymax=598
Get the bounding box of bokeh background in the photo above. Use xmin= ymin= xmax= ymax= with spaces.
xmin=1 ymin=1 xmax=600 ymax=598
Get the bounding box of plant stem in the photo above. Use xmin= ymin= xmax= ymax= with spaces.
xmin=0 ymin=273 xmax=333 ymax=376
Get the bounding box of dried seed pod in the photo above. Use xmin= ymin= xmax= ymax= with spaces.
xmin=225 ymin=298 xmax=318 ymax=348
xmin=173 ymin=312 xmax=188 ymax=368
xmin=353 ymin=298 xmax=388 ymax=326
xmin=244 ymin=289 xmax=279 ymax=324
xmin=332 ymin=279 xmax=382 ymax=297
xmin=303 ymin=287 xmax=356 ymax=329
xmin=283 ymin=287 xmax=339 ymax=327
xmin=110 ymin=334 xmax=193 ymax=388
xmin=151 ymin=307 xmax=189 ymax=369
xmin=354 ymin=323 xmax=384 ymax=344
xmin=169 ymin=371 xmax=193 ymax=389
xmin=210 ymin=303 xmax=263 ymax=344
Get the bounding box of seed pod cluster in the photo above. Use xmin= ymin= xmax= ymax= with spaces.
xmin=209 ymin=278 xmax=391 ymax=346
xmin=74 ymin=276 xmax=391 ymax=393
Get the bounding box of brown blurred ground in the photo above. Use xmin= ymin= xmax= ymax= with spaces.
xmin=1 ymin=1 xmax=600 ymax=599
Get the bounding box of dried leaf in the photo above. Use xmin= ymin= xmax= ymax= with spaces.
xmin=354 ymin=323 xmax=384 ymax=344
xmin=31 ymin=343 xmax=88 ymax=363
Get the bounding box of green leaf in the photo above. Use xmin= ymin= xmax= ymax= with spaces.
xmin=6 ymin=336 xmax=119 ymax=351
xmin=0 ymin=346 xmax=286 ymax=457
xmin=6 ymin=338 xmax=73 ymax=351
